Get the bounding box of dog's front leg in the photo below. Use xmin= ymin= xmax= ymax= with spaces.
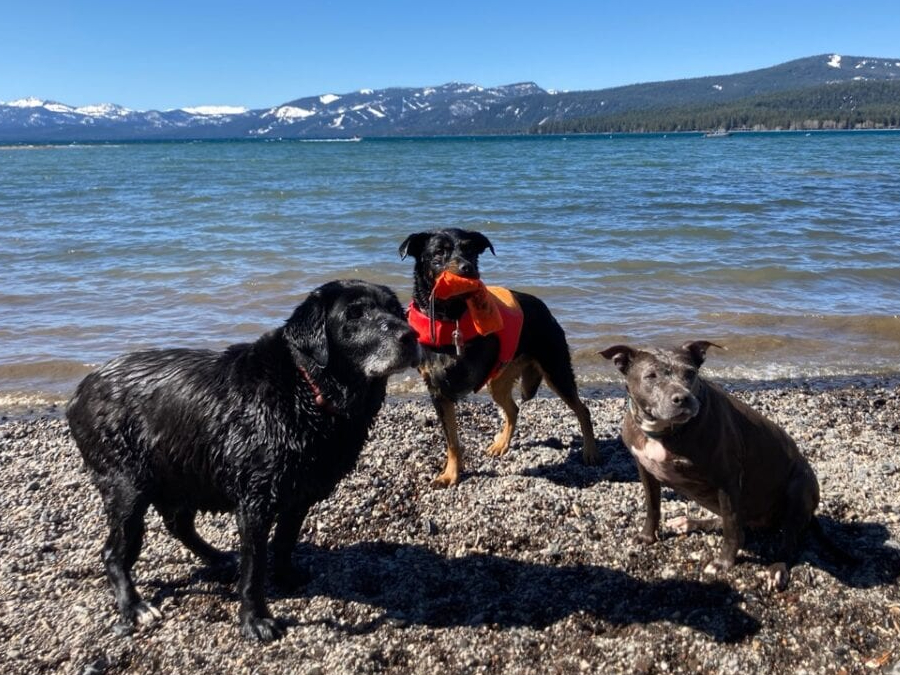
xmin=634 ymin=464 xmax=661 ymax=544
xmin=236 ymin=504 xmax=283 ymax=642
xmin=271 ymin=502 xmax=313 ymax=590
xmin=432 ymin=394 xmax=463 ymax=487
xmin=703 ymin=485 xmax=744 ymax=576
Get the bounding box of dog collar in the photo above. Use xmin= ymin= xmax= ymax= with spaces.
xmin=298 ymin=365 xmax=339 ymax=415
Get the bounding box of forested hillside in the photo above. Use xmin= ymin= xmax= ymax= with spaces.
xmin=532 ymin=80 xmax=900 ymax=134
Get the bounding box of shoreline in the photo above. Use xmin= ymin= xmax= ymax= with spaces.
xmin=1 ymin=374 xmax=898 ymax=673
xmin=3 ymin=371 xmax=899 ymax=422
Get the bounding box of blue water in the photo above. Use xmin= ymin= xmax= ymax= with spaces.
xmin=1 ymin=132 xmax=899 ymax=405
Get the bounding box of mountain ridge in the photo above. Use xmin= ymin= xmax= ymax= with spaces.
xmin=2 ymin=54 xmax=899 ymax=141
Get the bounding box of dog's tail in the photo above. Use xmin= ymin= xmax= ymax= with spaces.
xmin=520 ymin=363 xmax=542 ymax=402
xmin=810 ymin=517 xmax=860 ymax=566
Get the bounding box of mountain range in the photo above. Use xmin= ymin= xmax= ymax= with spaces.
xmin=2 ymin=54 xmax=898 ymax=142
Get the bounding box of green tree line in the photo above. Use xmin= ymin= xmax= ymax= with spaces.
xmin=531 ymin=80 xmax=900 ymax=134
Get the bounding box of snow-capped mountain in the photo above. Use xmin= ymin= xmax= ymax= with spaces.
xmin=1 ymin=55 xmax=898 ymax=142
xmin=0 ymin=82 xmax=546 ymax=141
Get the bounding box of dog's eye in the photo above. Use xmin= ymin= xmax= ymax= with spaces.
xmin=346 ymin=304 xmax=364 ymax=320
xmin=644 ymin=371 xmax=657 ymax=380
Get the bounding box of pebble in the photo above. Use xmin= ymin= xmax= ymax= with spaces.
xmin=1 ymin=376 xmax=898 ymax=674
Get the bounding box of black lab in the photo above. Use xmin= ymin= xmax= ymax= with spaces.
xmin=67 ymin=280 xmax=419 ymax=641
xmin=400 ymin=228 xmax=599 ymax=487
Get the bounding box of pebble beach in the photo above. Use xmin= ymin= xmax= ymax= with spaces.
xmin=1 ymin=375 xmax=899 ymax=674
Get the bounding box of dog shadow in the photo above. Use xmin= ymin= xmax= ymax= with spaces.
xmin=519 ymin=437 xmax=638 ymax=488
xmin=285 ymin=541 xmax=759 ymax=644
xmin=734 ymin=516 xmax=900 ymax=589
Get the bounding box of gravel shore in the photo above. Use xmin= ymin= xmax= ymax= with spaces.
xmin=1 ymin=375 xmax=899 ymax=674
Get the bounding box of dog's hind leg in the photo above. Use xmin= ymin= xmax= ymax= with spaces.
xmin=432 ymin=395 xmax=464 ymax=487
xmin=537 ymin=358 xmax=600 ymax=465
xmin=767 ymin=463 xmax=819 ymax=592
xmin=486 ymin=361 xmax=523 ymax=457
xmin=99 ymin=483 xmax=159 ymax=636
xmin=160 ymin=507 xmax=234 ymax=570
xmin=519 ymin=362 xmax=542 ymax=402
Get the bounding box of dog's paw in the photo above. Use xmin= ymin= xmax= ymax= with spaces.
xmin=581 ymin=445 xmax=602 ymax=466
xmin=632 ymin=532 xmax=658 ymax=545
xmin=113 ymin=601 xmax=162 ymax=637
xmin=485 ymin=436 xmax=510 ymax=457
xmin=240 ymin=616 xmax=285 ymax=642
xmin=765 ymin=563 xmax=790 ymax=592
xmin=431 ymin=471 xmax=459 ymax=488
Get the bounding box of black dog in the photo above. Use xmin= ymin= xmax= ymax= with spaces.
xmin=67 ymin=280 xmax=419 ymax=641
xmin=399 ymin=228 xmax=599 ymax=487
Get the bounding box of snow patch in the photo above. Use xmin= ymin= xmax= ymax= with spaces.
xmin=44 ymin=103 xmax=75 ymax=113
xmin=366 ymin=106 xmax=385 ymax=118
xmin=274 ymin=106 xmax=316 ymax=120
xmin=329 ymin=114 xmax=344 ymax=128
xmin=181 ymin=106 xmax=248 ymax=116
xmin=712 ymin=84 xmax=723 ymax=91
xmin=827 ymin=54 xmax=842 ymax=69
xmin=320 ymin=94 xmax=340 ymax=105
xmin=75 ymin=104 xmax=131 ymax=117
xmin=7 ymin=98 xmax=45 ymax=108
xmin=359 ymin=89 xmax=374 ymax=95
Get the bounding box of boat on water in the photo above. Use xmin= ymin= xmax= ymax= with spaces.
xmin=704 ymin=129 xmax=732 ymax=138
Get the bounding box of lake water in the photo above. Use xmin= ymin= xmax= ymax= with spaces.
xmin=2 ymin=132 xmax=899 ymax=406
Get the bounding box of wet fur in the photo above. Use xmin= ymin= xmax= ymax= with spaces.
xmin=67 ymin=280 xmax=418 ymax=641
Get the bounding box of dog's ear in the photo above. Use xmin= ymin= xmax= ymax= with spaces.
xmin=399 ymin=232 xmax=431 ymax=261
xmin=285 ymin=289 xmax=329 ymax=367
xmin=680 ymin=341 xmax=724 ymax=367
xmin=600 ymin=345 xmax=636 ymax=374
xmin=468 ymin=231 xmax=495 ymax=256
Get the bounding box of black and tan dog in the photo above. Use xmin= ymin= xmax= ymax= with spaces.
xmin=67 ymin=280 xmax=419 ymax=641
xmin=400 ymin=228 xmax=599 ymax=487
xmin=601 ymin=341 xmax=842 ymax=590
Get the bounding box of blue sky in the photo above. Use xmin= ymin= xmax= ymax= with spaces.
xmin=2 ymin=0 xmax=898 ymax=110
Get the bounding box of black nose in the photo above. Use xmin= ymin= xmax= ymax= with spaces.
xmin=457 ymin=261 xmax=476 ymax=277
xmin=672 ymin=393 xmax=686 ymax=406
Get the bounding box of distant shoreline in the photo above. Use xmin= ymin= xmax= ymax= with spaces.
xmin=3 ymin=127 xmax=900 ymax=147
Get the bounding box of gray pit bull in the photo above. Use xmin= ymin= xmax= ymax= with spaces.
xmin=601 ymin=340 xmax=829 ymax=591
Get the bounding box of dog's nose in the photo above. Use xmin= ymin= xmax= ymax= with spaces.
xmin=456 ymin=261 xmax=476 ymax=277
xmin=672 ymin=392 xmax=686 ymax=406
